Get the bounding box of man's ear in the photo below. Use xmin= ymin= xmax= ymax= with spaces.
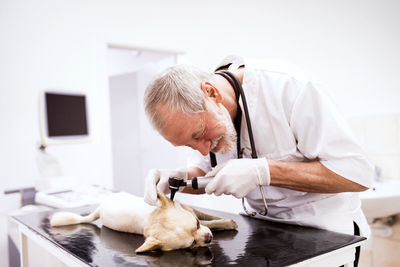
xmin=201 ymin=82 xmax=222 ymax=103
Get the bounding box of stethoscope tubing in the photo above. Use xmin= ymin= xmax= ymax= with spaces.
xmin=214 ymin=70 xmax=268 ymax=216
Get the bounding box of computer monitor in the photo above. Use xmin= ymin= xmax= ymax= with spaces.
xmin=39 ymin=90 xmax=90 ymax=147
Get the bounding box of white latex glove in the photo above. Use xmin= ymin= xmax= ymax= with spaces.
xmin=144 ymin=168 xmax=187 ymax=206
xmin=205 ymin=158 xmax=270 ymax=198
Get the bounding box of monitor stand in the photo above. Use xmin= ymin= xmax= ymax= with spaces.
xmin=34 ymin=146 xmax=115 ymax=208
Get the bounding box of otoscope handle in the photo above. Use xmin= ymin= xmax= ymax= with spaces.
xmin=191 ymin=176 xmax=213 ymax=190
xmin=168 ymin=176 xmax=213 ymax=200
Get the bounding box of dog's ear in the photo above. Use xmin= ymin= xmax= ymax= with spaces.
xmin=157 ymin=191 xmax=173 ymax=208
xmin=135 ymin=236 xmax=161 ymax=253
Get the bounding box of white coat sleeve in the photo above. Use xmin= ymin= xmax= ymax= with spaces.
xmin=186 ymin=150 xmax=212 ymax=174
xmin=289 ymin=82 xmax=374 ymax=188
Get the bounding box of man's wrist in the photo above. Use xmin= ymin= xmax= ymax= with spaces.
xmin=267 ymin=159 xmax=281 ymax=186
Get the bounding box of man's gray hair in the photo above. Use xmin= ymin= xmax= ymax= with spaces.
xmin=144 ymin=64 xmax=214 ymax=133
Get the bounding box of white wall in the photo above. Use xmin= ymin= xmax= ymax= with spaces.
xmin=1 ymin=0 xmax=399 ymax=190
xmin=348 ymin=114 xmax=400 ymax=181
xmin=0 ymin=0 xmax=399 ymax=266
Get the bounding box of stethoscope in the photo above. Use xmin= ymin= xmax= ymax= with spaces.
xmin=209 ymin=68 xmax=268 ymax=216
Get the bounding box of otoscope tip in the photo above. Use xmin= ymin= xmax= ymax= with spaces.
xmin=170 ymin=190 xmax=176 ymax=201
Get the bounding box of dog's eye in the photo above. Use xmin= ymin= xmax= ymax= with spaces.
xmin=196 ymin=219 xmax=200 ymax=229
xmin=189 ymin=239 xmax=197 ymax=248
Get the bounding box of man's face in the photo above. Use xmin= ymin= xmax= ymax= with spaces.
xmin=161 ymin=101 xmax=237 ymax=156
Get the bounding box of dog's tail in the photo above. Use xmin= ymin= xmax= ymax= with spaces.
xmin=50 ymin=207 xmax=101 ymax=227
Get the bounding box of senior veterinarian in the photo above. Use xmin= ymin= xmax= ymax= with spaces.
xmin=143 ymin=56 xmax=374 ymax=265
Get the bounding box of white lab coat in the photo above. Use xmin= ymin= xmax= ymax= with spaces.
xmin=187 ymin=66 xmax=374 ymax=237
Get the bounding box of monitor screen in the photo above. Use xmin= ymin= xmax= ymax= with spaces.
xmin=45 ymin=93 xmax=88 ymax=137
xmin=39 ymin=91 xmax=90 ymax=147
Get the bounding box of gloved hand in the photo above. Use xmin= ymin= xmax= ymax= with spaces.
xmin=144 ymin=168 xmax=187 ymax=206
xmin=205 ymin=158 xmax=270 ymax=198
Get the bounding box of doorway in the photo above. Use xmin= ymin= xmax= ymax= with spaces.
xmin=107 ymin=44 xmax=190 ymax=196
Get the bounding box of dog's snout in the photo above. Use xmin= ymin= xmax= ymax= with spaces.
xmin=204 ymin=233 xmax=213 ymax=243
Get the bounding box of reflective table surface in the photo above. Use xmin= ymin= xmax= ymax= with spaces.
xmin=13 ymin=205 xmax=365 ymax=267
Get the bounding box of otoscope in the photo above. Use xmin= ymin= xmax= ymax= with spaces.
xmin=168 ymin=176 xmax=213 ymax=200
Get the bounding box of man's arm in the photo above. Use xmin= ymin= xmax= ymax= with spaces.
xmin=269 ymin=159 xmax=368 ymax=193
xmin=182 ymin=159 xmax=369 ymax=195
xmin=285 ymin=80 xmax=374 ymax=192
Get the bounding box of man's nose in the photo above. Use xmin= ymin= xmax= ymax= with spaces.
xmin=193 ymin=140 xmax=211 ymax=156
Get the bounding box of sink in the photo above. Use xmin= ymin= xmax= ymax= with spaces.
xmin=359 ymin=180 xmax=400 ymax=219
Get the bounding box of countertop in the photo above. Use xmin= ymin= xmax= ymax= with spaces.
xmin=12 ymin=205 xmax=365 ymax=266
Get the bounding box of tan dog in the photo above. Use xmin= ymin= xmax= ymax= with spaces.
xmin=50 ymin=192 xmax=237 ymax=252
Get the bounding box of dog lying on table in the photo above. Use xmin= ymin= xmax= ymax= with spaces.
xmin=50 ymin=192 xmax=238 ymax=253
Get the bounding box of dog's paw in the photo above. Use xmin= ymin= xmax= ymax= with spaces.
xmin=225 ymin=219 xmax=238 ymax=230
